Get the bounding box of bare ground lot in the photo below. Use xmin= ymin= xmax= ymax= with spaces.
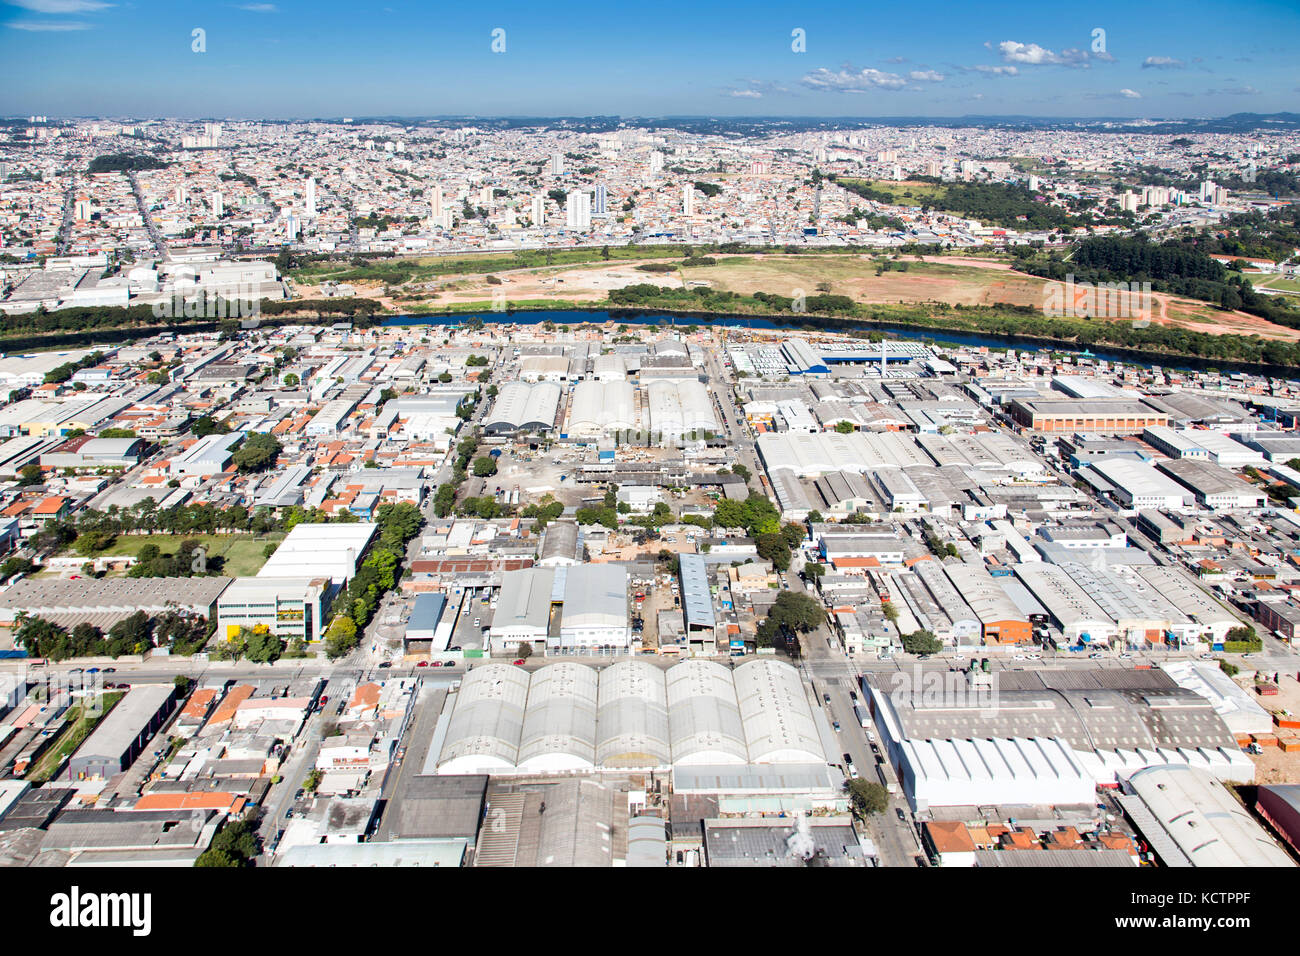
xmin=301 ymin=251 xmax=1300 ymax=343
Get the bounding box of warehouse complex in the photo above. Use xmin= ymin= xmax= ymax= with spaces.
xmin=868 ymin=668 xmax=1255 ymax=812
xmin=487 ymin=565 xmax=630 ymax=655
xmin=433 ymin=659 xmax=828 ymax=775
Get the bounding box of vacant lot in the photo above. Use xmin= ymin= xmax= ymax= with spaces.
xmin=71 ymin=533 xmax=285 ymax=577
xmin=838 ymin=178 xmax=951 ymax=206
xmin=682 ymin=255 xmax=1047 ymax=307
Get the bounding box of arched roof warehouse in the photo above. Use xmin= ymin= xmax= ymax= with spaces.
xmin=665 ymin=660 xmax=749 ymax=766
xmin=484 ymin=381 xmax=562 ymax=433
xmin=434 ymin=659 xmax=825 ymax=773
xmin=568 ymin=380 xmax=636 ymax=437
xmin=732 ymin=659 xmax=824 ymax=764
xmin=436 ymin=663 xmax=530 ymax=774
xmin=596 ymin=660 xmax=672 ymax=767
xmin=516 ymin=662 xmax=599 ymax=772
xmin=646 ymin=380 xmax=718 ymax=442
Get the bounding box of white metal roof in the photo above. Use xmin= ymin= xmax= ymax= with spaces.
xmin=1126 ymin=765 xmax=1294 ymax=867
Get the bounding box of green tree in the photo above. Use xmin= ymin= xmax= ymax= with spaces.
xmin=902 ymin=629 xmax=943 ymax=655
xmin=845 ymin=779 xmax=889 ymax=818
xmin=324 ymin=615 xmax=358 ymax=660
xmin=73 ymin=530 xmax=116 ymax=556
xmin=755 ymin=532 xmax=792 ymax=572
xmin=191 ymin=415 xmax=230 ymax=437
xmin=768 ymin=590 xmax=825 ymax=632
xmin=243 ymin=625 xmax=284 ymax=664
xmin=232 ymin=433 xmax=283 ymax=473
xmin=472 ymin=456 xmax=498 ymax=477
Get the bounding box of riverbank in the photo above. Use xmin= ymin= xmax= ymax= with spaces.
xmin=380 ymin=305 xmax=1299 ymax=377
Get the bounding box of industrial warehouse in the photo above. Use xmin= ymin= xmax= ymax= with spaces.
xmin=431 ymin=659 xmax=834 ymax=776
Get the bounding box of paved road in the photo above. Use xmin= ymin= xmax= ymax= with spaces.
xmin=127 ymin=170 xmax=167 ymax=259
xmin=700 ymin=338 xmax=763 ymax=485
xmin=786 ymin=570 xmax=924 ymax=866
xmin=54 ymin=178 xmax=75 ymax=255
xmin=258 ymin=705 xmax=326 ymax=861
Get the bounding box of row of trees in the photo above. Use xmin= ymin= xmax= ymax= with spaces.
xmin=15 ymin=608 xmax=209 ymax=660
xmin=323 ymin=502 xmax=424 ymax=660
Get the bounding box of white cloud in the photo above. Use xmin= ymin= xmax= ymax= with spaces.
xmin=801 ymin=66 xmax=910 ymax=92
xmin=238 ymin=2 xmax=278 ymax=11
xmin=7 ymin=0 xmax=109 ymax=11
xmin=908 ymin=70 xmax=945 ymax=82
xmin=727 ymin=89 xmax=763 ymax=99
xmin=1119 ymin=88 xmax=1142 ymax=98
xmin=7 ymin=17 xmax=89 ymax=28
xmin=964 ymin=64 xmax=1018 ymax=76
xmin=1142 ymin=56 xmax=1185 ymax=69
xmin=994 ymin=40 xmax=1092 ymax=68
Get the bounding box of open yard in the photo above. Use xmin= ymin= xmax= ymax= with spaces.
xmin=681 ymin=255 xmax=1048 ymax=308
xmin=69 ymin=532 xmax=285 ymax=577
xmin=1252 ymin=273 xmax=1300 ymax=295
xmin=27 ymin=691 xmax=124 ymax=784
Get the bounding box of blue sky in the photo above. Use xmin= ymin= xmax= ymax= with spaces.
xmin=1 ymin=0 xmax=1298 ymax=118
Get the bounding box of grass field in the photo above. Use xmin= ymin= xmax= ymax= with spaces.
xmin=68 ymin=533 xmax=284 ymax=577
xmin=837 ymin=178 xmax=950 ymax=205
xmin=27 ymin=692 xmax=124 ymax=784
xmin=1253 ymin=273 xmax=1300 ymax=294
xmin=290 ymin=245 xmax=689 ymax=285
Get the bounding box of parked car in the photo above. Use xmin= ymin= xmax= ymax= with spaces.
xmin=378 ymin=662 xmax=392 ymax=669
xmin=417 ymin=660 xmax=428 ymax=667
xmin=512 ymin=659 xmax=526 ymax=666
xmin=832 ymin=721 xmax=841 ymax=732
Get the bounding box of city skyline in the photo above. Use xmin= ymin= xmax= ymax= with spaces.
xmin=1 ymin=0 xmax=1298 ymax=118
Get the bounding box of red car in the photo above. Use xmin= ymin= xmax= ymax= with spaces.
xmin=416 ymin=661 xmax=429 ymax=667
xmin=512 ymin=659 xmax=526 ymax=666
